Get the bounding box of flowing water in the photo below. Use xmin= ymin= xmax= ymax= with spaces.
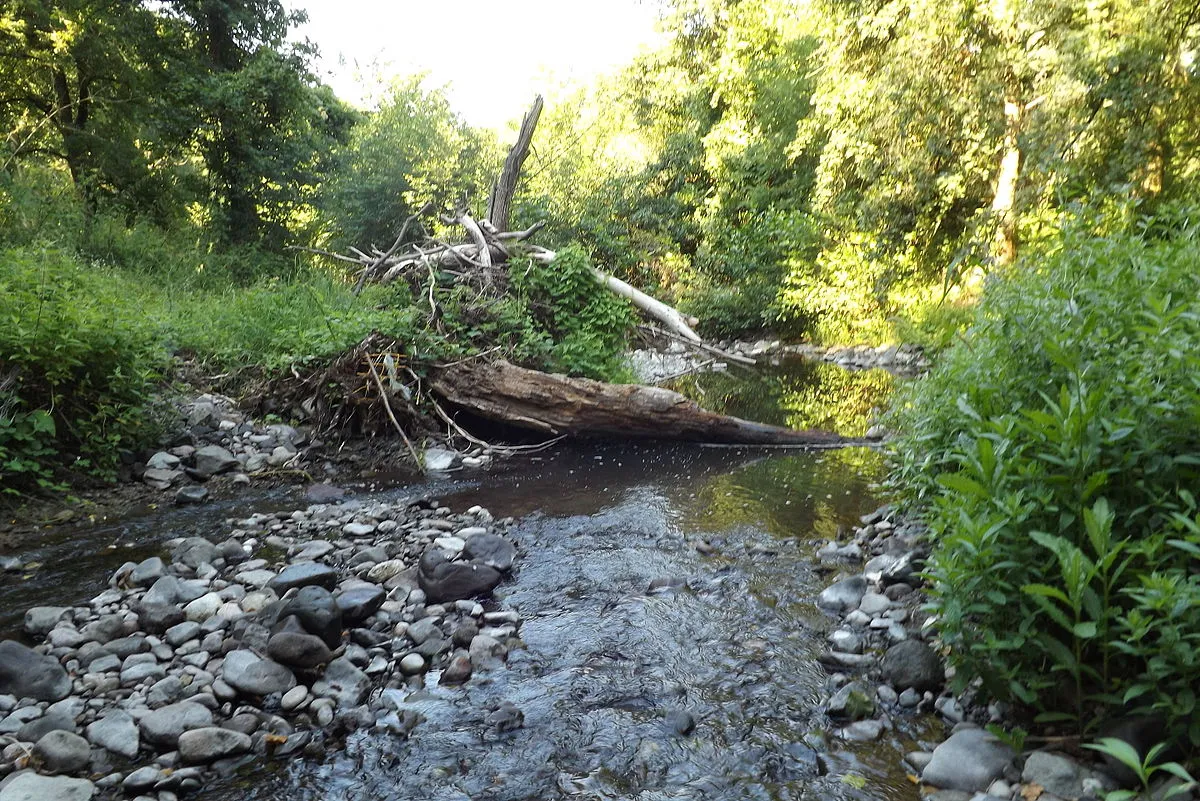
xmin=1 ymin=358 xmax=942 ymax=800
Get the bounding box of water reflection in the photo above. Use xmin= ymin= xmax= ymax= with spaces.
xmin=666 ymin=358 xmax=894 ymax=437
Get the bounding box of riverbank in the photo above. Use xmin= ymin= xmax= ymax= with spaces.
xmin=0 ymin=495 xmax=523 ymax=799
xmin=811 ymin=508 xmax=1196 ymax=801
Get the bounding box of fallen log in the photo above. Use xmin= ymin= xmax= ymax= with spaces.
xmin=430 ymin=360 xmax=850 ymax=446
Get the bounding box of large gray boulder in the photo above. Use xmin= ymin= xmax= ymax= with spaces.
xmin=138 ymin=701 xmax=213 ymax=748
xmin=220 ymin=650 xmax=296 ymax=696
xmin=177 ymin=727 xmax=251 ymax=763
xmin=882 ymin=640 xmax=943 ymax=692
xmin=268 ymin=562 xmax=338 ymax=594
xmin=922 ymin=728 xmax=1015 ymax=792
xmin=192 ymin=445 xmax=238 ymax=477
xmin=33 ymin=730 xmax=91 ymax=774
xmin=86 ymin=710 xmax=139 ymax=758
xmin=0 ymin=772 xmax=95 ymax=801
xmin=418 ymin=549 xmax=502 ymax=603
xmin=0 ymin=640 xmax=71 ymax=702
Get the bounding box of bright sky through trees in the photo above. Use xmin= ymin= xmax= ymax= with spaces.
xmin=284 ymin=0 xmax=664 ymax=129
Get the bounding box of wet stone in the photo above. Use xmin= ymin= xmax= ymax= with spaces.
xmin=0 ymin=640 xmax=71 ymax=702
xmin=817 ymin=576 xmax=868 ymax=613
xmin=139 ymin=701 xmax=213 ymax=748
xmin=0 ymin=773 xmax=96 ymax=801
xmin=33 ymin=730 xmax=91 ymax=774
xmin=268 ymin=562 xmax=339 ymax=594
xmin=220 ymin=650 xmax=296 ymax=696
xmin=882 ymin=640 xmax=943 ymax=693
xmin=922 ymin=728 xmax=1016 ymax=793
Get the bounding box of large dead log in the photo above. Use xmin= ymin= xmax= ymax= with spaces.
xmin=430 ymin=360 xmax=850 ymax=446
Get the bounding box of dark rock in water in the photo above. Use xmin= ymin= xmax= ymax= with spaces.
xmin=304 ymin=483 xmax=346 ymax=503
xmin=335 ymin=585 xmax=385 ymax=626
xmin=193 ymin=444 xmax=239 ymax=477
xmin=34 ymin=730 xmax=91 ymax=773
xmin=174 ymin=485 xmax=210 ymax=505
xmin=137 ymin=602 xmax=185 ymax=635
xmin=139 ymin=701 xmax=214 ymax=748
xmin=439 ymin=654 xmax=472 ymax=686
xmin=281 ymin=586 xmax=342 ymax=647
xmin=221 ymin=649 xmax=296 ymax=696
xmin=666 ymin=708 xmax=696 ymax=736
xmin=418 ymin=549 xmax=502 ymax=603
xmin=882 ymin=640 xmax=943 ymax=692
xmin=826 ymin=681 xmax=876 ymax=721
xmin=486 ymin=701 xmax=524 ymax=733
xmin=921 ymin=728 xmax=1015 ymax=792
xmin=268 ymin=561 xmax=338 ymax=594
xmin=178 ymin=727 xmax=251 ymax=763
xmin=0 ymin=640 xmax=71 ymax=702
xmin=267 ymin=630 xmax=333 ymax=669
xmin=463 ymin=533 xmax=517 ymax=571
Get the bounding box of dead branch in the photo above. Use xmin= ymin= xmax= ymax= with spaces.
xmin=488 ymin=95 xmax=543 ymax=232
xmin=364 ymin=354 xmax=425 ymax=473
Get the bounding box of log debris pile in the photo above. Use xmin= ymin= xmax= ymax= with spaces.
xmin=290 ymin=96 xmax=853 ymax=467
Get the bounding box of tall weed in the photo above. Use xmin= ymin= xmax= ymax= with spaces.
xmin=888 ymin=215 xmax=1200 ymax=745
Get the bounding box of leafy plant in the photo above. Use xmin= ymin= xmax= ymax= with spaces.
xmin=890 ymin=214 xmax=1200 ymax=746
xmin=1085 ymin=738 xmax=1198 ymax=801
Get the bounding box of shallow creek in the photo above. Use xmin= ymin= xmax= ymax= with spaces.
xmin=3 ymin=359 xmax=942 ymax=800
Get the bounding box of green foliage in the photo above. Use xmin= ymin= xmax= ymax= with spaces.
xmin=510 ymin=244 xmax=634 ymax=380
xmin=319 ymin=78 xmax=496 ymax=251
xmin=1085 ymin=739 xmax=1197 ymax=801
xmin=0 ymin=247 xmax=168 ymax=489
xmin=887 ymin=215 xmax=1200 ymax=744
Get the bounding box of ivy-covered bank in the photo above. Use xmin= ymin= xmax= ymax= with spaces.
xmin=884 ymin=212 xmax=1200 ymax=788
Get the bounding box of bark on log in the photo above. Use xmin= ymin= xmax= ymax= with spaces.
xmin=487 ymin=95 xmax=543 ymax=232
xmin=430 ymin=360 xmax=850 ymax=446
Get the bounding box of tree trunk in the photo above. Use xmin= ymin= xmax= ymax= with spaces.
xmin=430 ymin=360 xmax=848 ymax=446
xmin=991 ymin=98 xmax=1023 ymax=267
xmin=487 ymin=95 xmax=543 ymax=232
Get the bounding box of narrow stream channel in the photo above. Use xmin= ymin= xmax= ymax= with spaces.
xmin=2 ymin=358 xmax=941 ymax=800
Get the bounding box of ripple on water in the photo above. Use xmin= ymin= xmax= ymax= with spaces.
xmin=191 ymin=443 xmax=922 ymax=801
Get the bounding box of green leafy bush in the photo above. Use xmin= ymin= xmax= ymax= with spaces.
xmin=0 ymin=247 xmax=168 ymax=488
xmin=510 ymin=244 xmax=633 ymax=380
xmin=887 ymin=218 xmax=1200 ymax=745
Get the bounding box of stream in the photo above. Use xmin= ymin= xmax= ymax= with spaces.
xmin=1 ymin=357 xmax=941 ymax=800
